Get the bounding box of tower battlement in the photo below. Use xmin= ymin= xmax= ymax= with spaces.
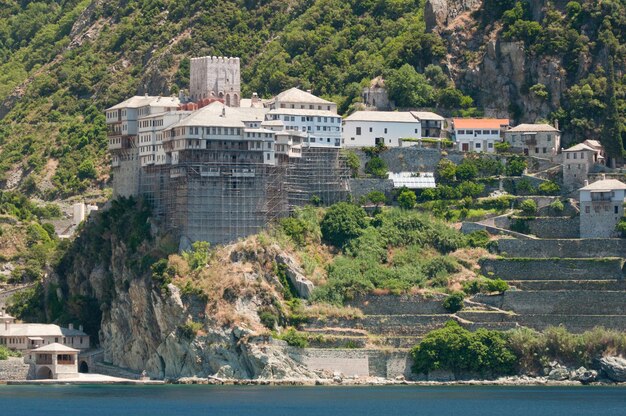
xmin=190 ymin=56 xmax=241 ymax=107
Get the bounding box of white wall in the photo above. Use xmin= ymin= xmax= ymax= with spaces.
xmin=343 ymin=121 xmax=421 ymax=148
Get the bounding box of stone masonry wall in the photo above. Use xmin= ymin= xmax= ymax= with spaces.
xmin=0 ymin=357 xmax=30 ymax=380
xmin=287 ymin=348 xmax=412 ymax=379
xmin=349 ymin=178 xmax=394 ymax=200
xmin=495 ymin=216 xmax=580 ymax=238
xmin=496 ymin=239 xmax=626 ymax=259
xmin=346 ymin=294 xmax=448 ymax=315
xmin=480 ymin=258 xmax=625 ymax=280
xmin=351 ymin=148 xmax=464 ymax=174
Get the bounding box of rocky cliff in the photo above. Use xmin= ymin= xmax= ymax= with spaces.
xmin=45 ymin=199 xmax=316 ymax=380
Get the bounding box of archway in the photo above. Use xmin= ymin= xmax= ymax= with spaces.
xmin=36 ymin=366 xmax=53 ymax=380
xmin=79 ymin=361 xmax=89 ymax=373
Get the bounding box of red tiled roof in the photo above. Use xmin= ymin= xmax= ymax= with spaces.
xmin=452 ymin=118 xmax=510 ymax=129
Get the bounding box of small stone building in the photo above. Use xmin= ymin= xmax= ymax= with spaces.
xmin=362 ymin=77 xmax=392 ymax=110
xmin=563 ymin=143 xmax=597 ymax=192
xmin=505 ymin=123 xmax=561 ymax=157
xmin=27 ymin=343 xmax=79 ymax=380
xmin=579 ymin=178 xmax=626 ymax=238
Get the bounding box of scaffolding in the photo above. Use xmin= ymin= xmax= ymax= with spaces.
xmin=138 ymin=147 xmax=350 ymax=245
xmin=286 ymin=146 xmax=351 ymax=208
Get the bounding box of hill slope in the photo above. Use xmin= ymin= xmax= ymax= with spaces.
xmin=0 ymin=0 xmax=624 ymax=197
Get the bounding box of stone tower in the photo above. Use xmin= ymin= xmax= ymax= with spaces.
xmin=189 ymin=56 xmax=241 ymax=107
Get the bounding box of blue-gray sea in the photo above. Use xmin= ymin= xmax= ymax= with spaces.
xmin=1 ymin=385 xmax=625 ymax=415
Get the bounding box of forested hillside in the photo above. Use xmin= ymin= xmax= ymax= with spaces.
xmin=0 ymin=0 xmax=624 ymax=198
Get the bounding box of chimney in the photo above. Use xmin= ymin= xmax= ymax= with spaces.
xmin=306 ymin=89 xmax=312 ymax=94
xmin=584 ymin=180 xmax=589 ymax=187
xmin=251 ymin=92 xmax=259 ymax=105
xmin=69 ymin=323 xmax=74 ymax=330
xmin=79 ymin=325 xmax=83 ymax=332
xmin=602 ymin=174 xmax=606 ymax=180
xmin=554 ymin=119 xmax=559 ymax=130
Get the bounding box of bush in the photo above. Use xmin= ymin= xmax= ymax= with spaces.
xmin=494 ymin=142 xmax=511 ymax=153
xmin=364 ymin=157 xmax=388 ymax=178
xmin=443 ymin=292 xmax=464 ymax=313
xmin=510 ymin=218 xmax=530 ymax=234
xmin=411 ymin=320 xmax=516 ymax=376
xmin=466 ymin=230 xmax=490 ymax=248
xmin=278 ymin=328 xmax=309 ymax=348
xmin=182 ymin=241 xmax=210 ymax=270
xmin=343 ymin=150 xmax=360 ymax=178
xmin=259 ymin=310 xmax=278 ymax=330
xmin=365 ymin=191 xmax=387 ymax=206
xmin=486 ymin=278 xmax=509 ymax=293
xmin=550 ymin=200 xmax=564 ymax=213
xmin=178 ymin=320 xmax=203 ymax=340
xmin=506 ymin=156 xmax=527 ymax=176
xmin=520 ymin=199 xmax=537 ymax=215
xmin=320 ymin=203 xmax=368 ymax=248
xmin=617 ymin=218 xmax=626 ymax=238
xmin=538 ymin=181 xmax=560 ymax=195
xmin=397 ymin=189 xmax=416 ymax=210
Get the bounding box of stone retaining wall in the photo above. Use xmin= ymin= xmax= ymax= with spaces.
xmin=0 ymin=357 xmax=30 ymax=380
xmin=480 ymin=258 xmax=624 ymax=280
xmin=473 ymin=290 xmax=626 ymax=315
xmin=495 ymin=216 xmax=580 ymax=238
xmin=351 ymin=148 xmax=464 ymax=175
xmin=496 ymin=239 xmax=626 ymax=259
xmin=349 ymin=178 xmax=394 ymax=200
xmin=346 ymin=294 xmax=448 ymax=315
xmin=287 ymin=348 xmax=412 ymax=379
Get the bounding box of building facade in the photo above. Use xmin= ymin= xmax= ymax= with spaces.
xmin=562 ymin=143 xmax=597 ymax=192
xmin=411 ymin=111 xmax=444 ymax=138
xmin=505 ymin=123 xmax=561 ymax=156
xmin=579 ymin=178 xmax=626 ymax=238
xmin=343 ymin=111 xmax=421 ymax=147
xmin=362 ymin=76 xmax=392 ymax=110
xmin=452 ymin=118 xmax=510 ymax=152
xmin=106 ymin=58 xmax=350 ymax=246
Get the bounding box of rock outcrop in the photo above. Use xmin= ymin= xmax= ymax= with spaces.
xmin=599 ymin=356 xmax=626 ymax=382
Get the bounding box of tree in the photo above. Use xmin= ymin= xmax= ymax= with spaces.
xmin=343 ymin=150 xmax=360 ymax=178
xmin=365 ymin=191 xmax=387 ymax=206
xmin=506 ymin=156 xmax=527 ymax=176
xmin=443 ymin=292 xmax=464 ymax=313
xmin=397 ymin=188 xmax=416 ymax=210
xmin=320 ymin=202 xmax=368 ymax=248
xmin=520 ymin=199 xmax=537 ymax=215
xmin=601 ymin=57 xmax=624 ymax=167
xmin=364 ymin=157 xmax=388 ymax=178
xmin=385 ymin=64 xmax=434 ymax=108
xmin=182 ymin=241 xmax=210 ymax=270
xmin=435 ymin=159 xmax=457 ymax=185
xmin=456 ymin=161 xmax=478 ymax=181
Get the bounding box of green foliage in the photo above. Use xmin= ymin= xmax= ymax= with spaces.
xmin=435 ymin=159 xmax=456 ymax=185
xmin=538 ymin=181 xmax=560 ymax=195
xmin=182 ymin=241 xmax=210 ymax=271
xmin=151 ymin=258 xmax=173 ymax=291
xmin=365 ymin=191 xmax=387 ymax=206
xmin=510 ymin=218 xmax=530 ymax=234
xmin=277 ymin=328 xmax=309 ymax=348
xmin=520 ymin=199 xmax=537 ymax=215
xmin=6 ymin=283 xmax=45 ymax=322
xmin=466 ymin=230 xmax=490 ymax=248
xmin=442 ymin=292 xmax=464 ymax=313
xmin=178 ymin=320 xmax=203 ymax=340
xmin=530 ymin=83 xmax=549 ymax=100
xmin=494 ymin=142 xmax=511 ymax=153
xmin=0 ymin=345 xmax=21 ymax=360
xmin=550 ymin=199 xmax=565 ymax=213
xmin=397 ymin=188 xmax=416 ymax=210
xmin=411 ymin=320 xmax=516 ymax=376
xmin=506 ymin=156 xmax=527 ymax=176
xmin=343 ymin=150 xmax=360 ymax=178
xmin=386 ymin=64 xmax=434 ymax=108
xmin=616 ymin=217 xmax=626 ymax=238
xmin=259 ymin=309 xmax=279 ymax=330
xmin=364 ymin=156 xmax=388 ymax=178
xmin=320 ymin=202 xmax=368 ymax=248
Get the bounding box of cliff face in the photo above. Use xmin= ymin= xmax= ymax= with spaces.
xmin=46 ymin=200 xmax=315 ymax=380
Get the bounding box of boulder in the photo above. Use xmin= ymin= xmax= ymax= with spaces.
xmin=570 ymin=367 xmax=597 ymax=385
xmin=547 ymin=367 xmax=569 ymax=381
xmin=600 ymin=357 xmax=626 ymax=382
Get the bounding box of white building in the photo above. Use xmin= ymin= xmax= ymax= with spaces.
xmin=0 ymin=311 xmax=89 ymax=352
xmin=267 ymin=87 xmax=337 ymax=113
xmin=266 ymin=108 xmax=341 ymax=148
xmin=343 ymin=111 xmax=422 ymax=147
xmin=138 ymin=111 xmax=191 ymax=167
xmin=452 ymin=118 xmax=510 ymax=152
xmin=411 ymin=111 xmax=445 ymax=138
xmin=579 ymin=178 xmax=626 ymax=238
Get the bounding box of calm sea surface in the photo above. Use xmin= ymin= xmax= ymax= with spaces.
xmin=1 ymin=385 xmax=625 ymax=416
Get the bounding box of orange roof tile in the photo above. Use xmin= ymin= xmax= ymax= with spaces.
xmin=452 ymin=118 xmax=510 ymax=129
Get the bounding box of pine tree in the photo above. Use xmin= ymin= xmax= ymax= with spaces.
xmin=601 ymin=56 xmax=625 ymax=167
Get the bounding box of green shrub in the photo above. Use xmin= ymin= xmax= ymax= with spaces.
xmin=550 ymin=199 xmax=564 ymax=213
xmin=617 ymin=218 xmax=626 ymax=238
xmin=466 ymin=230 xmax=490 ymax=248
xmin=538 ymin=181 xmax=560 ymax=195
xmin=278 ymin=328 xmax=309 ymax=348
xmin=397 ymin=188 xmax=416 ymax=210
xmin=411 ymin=320 xmax=516 ymax=376
xmin=520 ymin=199 xmax=537 ymax=215
xmin=364 ymin=156 xmax=388 ymax=178
xmin=343 ymin=150 xmax=360 ymax=178
xmin=365 ymin=191 xmax=387 ymax=206
xmin=494 ymin=142 xmax=511 ymax=153
xmin=178 ymin=320 xmax=203 ymax=340
xmin=510 ymin=218 xmax=530 ymax=234
xmin=259 ymin=310 xmax=278 ymax=330
xmin=486 ymin=278 xmax=509 ymax=293
xmin=506 ymin=156 xmax=527 ymax=176
xmin=182 ymin=241 xmax=210 ymax=270
xmin=443 ymin=292 xmax=464 ymax=313
xmin=320 ymin=202 xmax=368 ymax=248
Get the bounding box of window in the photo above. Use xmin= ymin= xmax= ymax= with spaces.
xmin=467 ymin=130 xmax=473 ymax=135
xmin=475 ymin=142 xmax=481 ymax=148
xmin=573 ymin=153 xmax=577 ymax=159
xmin=415 ymin=129 xmax=418 ymax=133
xmin=585 ymin=206 xmax=590 ymax=214
xmin=543 ymin=147 xmax=547 ymax=154
xmin=491 ymin=130 xmax=499 ymax=135
xmin=566 ymin=153 xmax=570 ymax=159
xmin=458 ymin=130 xmax=465 ymax=134
xmin=488 ymin=142 xmax=493 ymax=148
xmin=483 ymin=130 xmax=490 ymax=134
xmin=615 ymin=206 xmax=619 ymax=214
xmin=356 ymin=127 xmax=361 ymax=135
xmin=535 ymin=148 xmax=539 ymax=153
xmin=384 ymin=128 xmax=388 ymax=134
xmin=351 ymin=137 xmax=355 ymax=141
xmin=547 ymin=134 xmax=552 ymax=142
xmin=369 ymin=127 xmax=373 ymax=133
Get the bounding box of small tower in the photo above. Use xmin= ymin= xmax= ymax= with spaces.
xmin=189 ymin=56 xmax=241 ymax=107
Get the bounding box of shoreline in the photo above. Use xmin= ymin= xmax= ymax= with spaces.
xmin=2 ymin=377 xmax=617 ymax=387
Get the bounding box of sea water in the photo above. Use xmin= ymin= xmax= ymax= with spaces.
xmin=1 ymin=385 xmax=625 ymax=416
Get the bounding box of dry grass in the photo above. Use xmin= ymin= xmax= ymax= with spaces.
xmin=298 ymin=303 xmax=364 ymax=320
